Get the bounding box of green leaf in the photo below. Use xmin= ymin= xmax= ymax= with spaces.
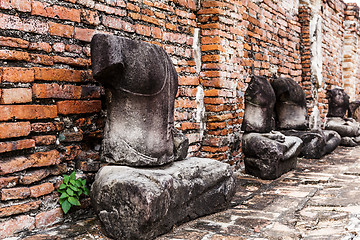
xmin=68 ymin=197 xmax=81 ymax=206
xmin=84 ymin=188 xmax=90 ymax=196
xmin=57 ymin=189 xmax=65 ymax=194
xmin=78 ymin=189 xmax=83 ymax=196
xmin=70 ymin=185 xmax=79 ymax=192
xmin=61 ymin=200 xmax=71 ymax=214
xmin=70 ymin=179 xmax=76 ymax=186
xmin=75 ymin=180 xmax=82 ymax=188
xmin=66 ymin=188 xmax=74 ymax=196
xmin=59 ymin=192 xmax=69 ymax=199
xmin=81 ymin=179 xmax=86 ymax=186
xmin=59 ymin=183 xmax=67 ymax=190
xmin=59 ymin=198 xmax=65 ymax=204
xmin=63 ymin=175 xmax=69 ymax=185
xmin=70 ymin=171 xmax=76 ymax=181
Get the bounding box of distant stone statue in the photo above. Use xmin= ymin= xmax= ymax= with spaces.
xmin=270 ymin=77 xmax=341 ymax=158
xmin=90 ymin=34 xmax=235 ymax=240
xmin=325 ymin=88 xmax=360 ymax=146
xmin=242 ymin=76 xmax=303 ymax=180
xmin=348 ymin=101 xmax=360 ymax=122
xmin=91 ymin=34 xmax=187 ymax=166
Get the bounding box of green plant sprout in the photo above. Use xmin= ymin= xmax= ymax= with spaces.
xmin=57 ymin=171 xmax=90 ymax=214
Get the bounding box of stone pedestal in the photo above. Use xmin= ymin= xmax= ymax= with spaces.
xmin=91 ymin=158 xmax=235 ymax=240
xmin=242 ymin=132 xmax=302 ymax=180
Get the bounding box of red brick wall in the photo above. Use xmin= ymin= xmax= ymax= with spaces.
xmin=343 ymin=3 xmax=360 ymax=101
xmin=1 ymin=0 xmax=360 ymax=237
xmin=0 ymin=0 xmax=199 ymax=237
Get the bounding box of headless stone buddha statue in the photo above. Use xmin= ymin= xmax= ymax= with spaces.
xmin=91 ymin=34 xmax=188 ymax=166
xmin=90 ymin=34 xmax=235 ymax=240
xmin=270 ymin=77 xmax=341 ymax=158
xmin=242 ymin=76 xmax=303 ymax=180
xmin=325 ymin=88 xmax=360 ymax=146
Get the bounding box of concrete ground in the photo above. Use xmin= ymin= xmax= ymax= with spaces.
xmin=11 ymin=146 xmax=360 ymax=240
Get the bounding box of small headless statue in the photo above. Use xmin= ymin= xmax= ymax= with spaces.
xmin=270 ymin=77 xmax=341 ymax=158
xmin=242 ymin=76 xmax=303 ymax=180
xmin=325 ymin=88 xmax=360 ymax=146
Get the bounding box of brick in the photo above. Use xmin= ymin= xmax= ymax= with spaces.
xmin=0 ymin=151 xmax=58 ymax=175
xmin=0 ymin=67 xmax=34 ymax=82
xmin=94 ymin=3 xmax=126 ymax=16
xmin=81 ymin=9 xmax=100 ymax=25
xmin=0 ymin=139 xmax=35 ymax=153
xmin=57 ymin=100 xmax=102 ymax=115
xmin=0 ymin=49 xmax=30 ymax=61
xmin=49 ymin=22 xmax=74 ymax=38
xmin=0 ymin=88 xmax=32 ymax=104
xmin=0 ymin=0 xmax=31 ymax=12
xmin=32 ymin=135 xmax=57 ymax=146
xmin=30 ymin=182 xmax=54 ymax=198
xmin=152 ymin=27 xmax=163 ymax=39
xmin=53 ymin=42 xmax=65 ymax=52
xmin=171 ymin=0 xmax=196 ymax=11
xmin=34 ymin=67 xmax=83 ymax=82
xmin=35 ymin=208 xmax=63 ymax=229
xmin=60 ymin=131 xmax=83 ymax=142
xmin=60 ymin=145 xmax=81 ymax=161
xmin=0 ymin=200 xmax=41 ymax=217
xmin=180 ymin=122 xmax=200 ymax=130
xmin=0 ymin=13 xmax=48 ymax=34
xmin=0 ymin=156 xmax=33 ymax=175
xmin=135 ymin=24 xmax=151 ymax=36
xmin=0 ymin=215 xmax=35 ymax=239
xmin=0 ymin=36 xmax=29 ymax=48
xmin=29 ymin=53 xmax=54 ymax=66
xmin=32 ymin=83 xmax=101 ymax=99
xmin=20 ymin=169 xmax=50 ymax=185
xmin=1 ymin=186 xmax=30 ymax=200
xmin=74 ymin=27 xmax=96 ymax=42
xmin=179 ymin=76 xmax=200 ymax=85
xmin=31 ymin=122 xmax=57 ymax=133
xmin=41 ymin=4 xmax=81 ymax=22
xmin=0 ymin=176 xmax=18 ymax=189
xmin=53 ymin=56 xmax=91 ymax=67
xmin=0 ymin=122 xmax=31 ymax=139
xmin=30 ymin=150 xmax=61 ymax=168
xmin=0 ymin=105 xmax=57 ymax=121
xmin=175 ymin=98 xmax=196 ymax=109
xmin=29 ymin=42 xmax=52 ymax=53
xmin=102 ymin=15 xmax=135 ymax=32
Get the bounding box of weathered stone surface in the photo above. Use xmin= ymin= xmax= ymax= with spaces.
xmin=91 ymin=157 xmax=235 ymax=240
xmin=91 ymin=34 xmax=184 ymax=166
xmin=270 ymin=77 xmax=341 ymax=158
xmin=322 ymin=130 xmax=342 ymax=154
xmin=270 ymin=77 xmax=308 ymax=130
xmin=281 ymin=130 xmax=325 ymax=159
xmin=282 ymin=129 xmax=341 ymax=159
xmin=326 ymin=117 xmax=359 ymax=138
xmin=325 ymin=89 xmax=360 ymax=147
xmin=348 ymin=101 xmax=360 ymax=121
xmin=172 ymin=127 xmax=189 ymax=161
xmin=242 ymin=132 xmax=302 ymax=180
xmin=241 ymin=76 xmax=302 ymax=179
xmin=327 ymin=88 xmax=349 ymax=118
xmin=241 ymin=76 xmax=276 ymax=133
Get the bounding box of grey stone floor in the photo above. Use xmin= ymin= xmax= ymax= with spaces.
xmin=10 ymin=146 xmax=360 ymax=239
